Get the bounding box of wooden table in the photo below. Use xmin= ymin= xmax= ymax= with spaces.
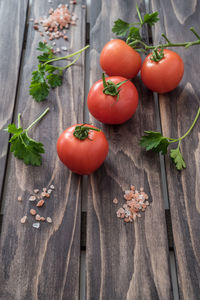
xmin=0 ymin=0 xmax=200 ymax=299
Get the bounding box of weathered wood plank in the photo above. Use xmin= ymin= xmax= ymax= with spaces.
xmin=0 ymin=1 xmax=86 ymax=299
xmin=86 ymin=1 xmax=172 ymax=299
xmin=151 ymin=0 xmax=200 ymax=299
xmin=0 ymin=0 xmax=28 ymax=202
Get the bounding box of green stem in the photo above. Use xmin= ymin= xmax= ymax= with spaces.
xmin=190 ymin=27 xmax=200 ymax=40
xmin=80 ymin=126 xmax=100 ymax=132
xmin=18 ymin=113 xmax=21 ymax=128
xmin=60 ymin=54 xmax=81 ymax=71
xmin=128 ymin=38 xmax=200 ymax=50
xmin=136 ymin=4 xmax=143 ymax=25
xmin=44 ymin=45 xmax=89 ymax=65
xmin=26 ymin=107 xmax=50 ymax=131
xmin=168 ymin=107 xmax=200 ymax=143
xmin=178 ymin=107 xmax=200 ymax=141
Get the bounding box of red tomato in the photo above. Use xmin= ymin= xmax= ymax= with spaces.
xmin=87 ymin=76 xmax=138 ymax=124
xmin=100 ymin=39 xmax=142 ymax=79
xmin=141 ymin=49 xmax=184 ymax=93
xmin=57 ymin=124 xmax=109 ymax=175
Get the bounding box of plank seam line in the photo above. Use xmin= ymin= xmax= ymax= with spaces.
xmin=0 ymin=0 xmax=30 ymax=228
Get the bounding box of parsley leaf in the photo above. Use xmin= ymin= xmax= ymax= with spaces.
xmin=128 ymin=27 xmax=141 ymax=41
xmin=140 ymin=131 xmax=169 ymax=155
xmin=170 ymin=148 xmax=186 ymax=170
xmin=143 ymin=12 xmax=159 ymax=26
xmin=112 ymin=19 xmax=130 ymax=37
xmin=30 ymin=43 xmax=89 ymax=101
xmin=30 ymin=81 xmax=49 ymax=102
xmin=46 ymin=73 xmax=62 ymax=88
xmin=9 ymin=132 xmax=44 ymax=166
xmin=5 ymin=108 xmax=49 ymax=166
xmin=37 ymin=42 xmax=56 ymax=62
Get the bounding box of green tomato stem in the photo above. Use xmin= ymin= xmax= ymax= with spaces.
xmin=26 ymin=107 xmax=50 ymax=132
xmin=128 ymin=38 xmax=200 ymax=50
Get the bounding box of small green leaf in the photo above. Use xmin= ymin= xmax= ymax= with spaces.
xmin=46 ymin=73 xmax=62 ymax=88
xmin=45 ymin=64 xmax=58 ymax=73
xmin=140 ymin=131 xmax=169 ymax=155
xmin=29 ymin=82 xmax=49 ymax=102
xmin=5 ymin=124 xmax=23 ymax=135
xmin=128 ymin=27 xmax=141 ymax=41
xmin=37 ymin=42 xmax=53 ymax=53
xmin=170 ymin=148 xmax=186 ymax=170
xmin=112 ymin=19 xmax=130 ymax=37
xmin=143 ymin=12 xmax=159 ymax=26
xmin=9 ymin=132 xmax=44 ymax=166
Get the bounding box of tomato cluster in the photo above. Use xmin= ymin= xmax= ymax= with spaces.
xmin=57 ymin=39 xmax=184 ymax=175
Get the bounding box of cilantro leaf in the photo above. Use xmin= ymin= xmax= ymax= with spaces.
xmin=10 ymin=132 xmax=44 ymax=166
xmin=143 ymin=12 xmax=159 ymax=26
xmin=46 ymin=73 xmax=62 ymax=88
xmin=128 ymin=27 xmax=141 ymax=41
xmin=30 ymin=81 xmax=49 ymax=102
xmin=4 ymin=109 xmax=49 ymax=166
xmin=140 ymin=131 xmax=169 ymax=155
xmin=5 ymin=123 xmax=23 ymax=135
xmin=170 ymin=148 xmax=186 ymax=170
xmin=37 ymin=42 xmax=53 ymax=53
xmin=112 ymin=19 xmax=130 ymax=37
xmin=37 ymin=42 xmax=56 ymax=62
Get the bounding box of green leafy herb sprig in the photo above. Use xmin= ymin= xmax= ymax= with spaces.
xmin=112 ymin=4 xmax=200 ymax=61
xmin=140 ymin=107 xmax=200 ymax=170
xmin=4 ymin=108 xmax=50 ymax=166
xmin=30 ymin=42 xmax=89 ymax=102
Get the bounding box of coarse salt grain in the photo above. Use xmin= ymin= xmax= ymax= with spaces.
xmin=46 ymin=217 xmax=52 ymax=223
xmin=29 ymin=195 xmax=36 ymax=202
xmin=20 ymin=216 xmax=27 ymax=224
xmin=35 ymin=214 xmax=41 ymax=221
xmin=37 ymin=200 xmax=45 ymax=207
xmin=33 ymin=222 xmax=40 ymax=229
xmin=50 ymin=185 xmax=55 ymax=189
xmin=30 ymin=209 xmax=37 ymax=216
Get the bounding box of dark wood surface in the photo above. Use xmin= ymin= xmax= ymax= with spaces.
xmin=151 ymin=1 xmax=200 ymax=299
xmin=0 ymin=0 xmax=199 ymax=299
xmin=0 ymin=0 xmax=29 ymax=202
xmin=0 ymin=0 xmax=86 ymax=299
xmin=86 ymin=1 xmax=172 ymax=299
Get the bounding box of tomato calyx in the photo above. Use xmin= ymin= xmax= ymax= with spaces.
xmin=150 ymin=47 xmax=164 ymax=62
xmin=102 ymin=73 xmax=127 ymax=100
xmin=73 ymin=124 xmax=101 ymax=140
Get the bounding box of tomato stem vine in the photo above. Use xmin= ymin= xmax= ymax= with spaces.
xmin=73 ymin=124 xmax=101 ymax=140
xmin=102 ymin=73 xmax=127 ymax=100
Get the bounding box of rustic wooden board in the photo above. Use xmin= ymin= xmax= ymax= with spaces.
xmin=151 ymin=0 xmax=200 ymax=299
xmin=0 ymin=1 xmax=86 ymax=299
xmin=0 ymin=0 xmax=29 ymax=203
xmin=86 ymin=1 xmax=172 ymax=299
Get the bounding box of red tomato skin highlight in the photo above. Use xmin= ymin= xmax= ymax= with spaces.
xmin=100 ymin=39 xmax=142 ymax=79
xmin=87 ymin=76 xmax=139 ymax=124
xmin=56 ymin=124 xmax=109 ymax=175
xmin=141 ymin=49 xmax=184 ymax=93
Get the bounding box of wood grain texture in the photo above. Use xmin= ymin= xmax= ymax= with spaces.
xmin=151 ymin=0 xmax=200 ymax=299
xmin=0 ymin=1 xmax=86 ymax=299
xmin=0 ymin=0 xmax=28 ymax=202
xmin=86 ymin=1 xmax=172 ymax=299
